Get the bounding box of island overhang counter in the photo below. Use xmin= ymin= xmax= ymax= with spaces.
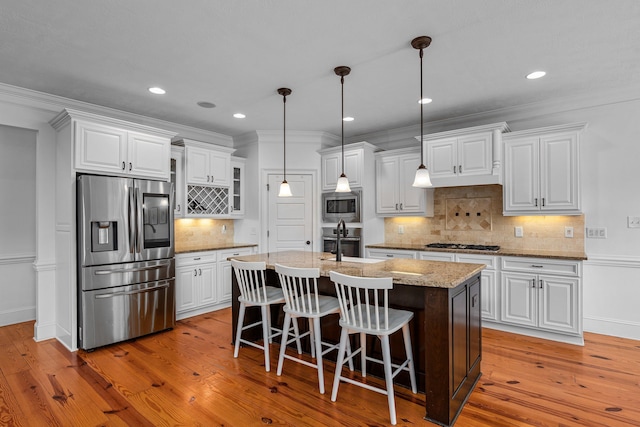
xmin=229 ymin=251 xmax=485 ymax=427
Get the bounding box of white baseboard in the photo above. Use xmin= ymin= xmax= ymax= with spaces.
xmin=583 ymin=316 xmax=640 ymax=341
xmin=0 ymin=306 xmax=35 ymax=327
xmin=33 ymin=321 xmax=57 ymax=342
xmin=483 ymin=321 xmax=585 ymax=346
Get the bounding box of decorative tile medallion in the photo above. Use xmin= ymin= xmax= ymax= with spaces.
xmin=445 ymin=197 xmax=492 ymax=231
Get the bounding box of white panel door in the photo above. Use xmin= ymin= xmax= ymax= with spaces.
xmin=539 ymin=274 xmax=579 ymax=334
xmin=186 ymin=146 xmax=211 ymax=185
xmin=398 ymin=154 xmax=425 ymax=213
xmin=427 ymin=138 xmax=457 ymax=179
xmin=268 ymin=174 xmax=313 ymax=253
xmin=75 ymin=120 xmax=127 ymax=174
xmin=375 ymin=155 xmax=399 ymax=214
xmin=540 ymin=132 xmax=579 ymax=211
xmin=458 ymin=133 xmax=492 ymax=177
xmin=501 ymin=272 xmax=537 ymax=327
xmin=504 ymin=138 xmax=539 ymax=212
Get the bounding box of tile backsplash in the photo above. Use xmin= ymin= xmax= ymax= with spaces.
xmin=384 ymin=185 xmax=584 ymax=252
xmin=174 ymin=218 xmax=234 ymax=252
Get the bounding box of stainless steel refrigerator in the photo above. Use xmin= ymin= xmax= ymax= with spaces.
xmin=77 ymin=174 xmax=175 ymax=350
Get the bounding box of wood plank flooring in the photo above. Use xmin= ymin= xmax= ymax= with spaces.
xmin=1 ymin=309 xmax=639 ymax=426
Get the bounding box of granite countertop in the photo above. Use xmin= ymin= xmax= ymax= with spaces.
xmin=228 ymin=250 xmax=484 ymax=289
xmin=366 ymin=243 xmax=587 ymax=261
xmin=176 ymin=243 xmax=257 ymax=254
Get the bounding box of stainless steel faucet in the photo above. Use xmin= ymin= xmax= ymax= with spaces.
xmin=335 ymin=219 xmax=346 ymax=261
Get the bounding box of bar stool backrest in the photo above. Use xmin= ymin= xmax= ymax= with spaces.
xmin=232 ymin=260 xmax=268 ymax=304
xmin=330 ymin=271 xmax=393 ymax=331
xmin=275 ymin=264 xmax=321 ymax=316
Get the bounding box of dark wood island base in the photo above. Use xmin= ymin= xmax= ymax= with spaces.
xmin=230 ymin=251 xmax=483 ymax=427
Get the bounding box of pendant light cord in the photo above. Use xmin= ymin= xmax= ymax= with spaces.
xmin=283 ymin=93 xmax=287 ymax=180
xmin=419 ymin=47 xmax=425 ymax=168
xmin=341 ymin=75 xmax=345 ymax=175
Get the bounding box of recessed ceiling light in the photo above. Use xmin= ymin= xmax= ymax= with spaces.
xmin=343 ymin=116 xmax=354 ymax=122
xmin=233 ymin=113 xmax=246 ymax=119
xmin=418 ymin=97 xmax=432 ymax=104
xmin=197 ymin=101 xmax=216 ymax=108
xmin=148 ymin=87 xmax=166 ymax=95
xmin=526 ymin=71 xmax=546 ymax=80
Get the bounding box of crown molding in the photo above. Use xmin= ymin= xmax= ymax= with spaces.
xmin=0 ymin=82 xmax=233 ymax=146
xmin=250 ymin=130 xmax=340 ymax=145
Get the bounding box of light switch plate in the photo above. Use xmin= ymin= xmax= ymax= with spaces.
xmin=628 ymin=216 xmax=640 ymax=228
xmin=514 ymin=226 xmax=523 ymax=238
xmin=565 ymin=226 xmax=574 ymax=238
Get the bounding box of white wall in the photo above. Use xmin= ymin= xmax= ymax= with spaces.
xmin=0 ymin=124 xmax=37 ymax=326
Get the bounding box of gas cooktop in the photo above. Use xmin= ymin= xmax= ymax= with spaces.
xmin=425 ymin=243 xmax=501 ymax=252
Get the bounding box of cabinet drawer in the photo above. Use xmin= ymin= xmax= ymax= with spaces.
xmin=419 ymin=251 xmax=455 ymax=262
xmin=366 ymin=248 xmax=417 ymax=259
xmin=176 ymin=252 xmax=217 ymax=266
xmin=457 ymin=254 xmax=497 ymax=270
xmin=501 ymin=257 xmax=580 ymax=276
xmin=219 ymin=247 xmax=254 ymax=261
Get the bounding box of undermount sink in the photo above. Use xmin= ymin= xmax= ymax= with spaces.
xmin=323 ymin=256 xmax=384 ymax=264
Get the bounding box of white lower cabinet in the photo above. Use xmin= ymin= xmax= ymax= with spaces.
xmin=176 ymin=252 xmax=218 ymax=319
xmin=365 ymin=248 xmax=417 ymax=259
xmin=419 ymin=251 xmax=498 ymax=321
xmin=176 ymin=247 xmax=256 ymax=320
xmin=500 ymin=257 xmax=581 ymax=336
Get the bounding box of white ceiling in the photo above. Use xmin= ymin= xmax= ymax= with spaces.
xmin=2 ymin=0 xmax=640 ymax=138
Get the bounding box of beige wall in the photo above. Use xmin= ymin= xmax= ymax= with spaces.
xmin=174 ymin=218 xmax=235 ymax=252
xmin=384 ymin=185 xmax=584 ymax=252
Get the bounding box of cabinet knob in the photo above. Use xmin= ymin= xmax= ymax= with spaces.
xmin=530 ymin=265 xmax=544 ymax=268
xmin=395 ymin=203 xmax=399 ymax=210
xmin=198 ymin=268 xmax=202 ymax=276
xmin=400 ymin=203 xmax=403 ymax=210
xmin=459 ymin=164 xmax=462 ymax=173
xmin=542 ymin=198 xmax=546 ymax=207
xmin=194 ymin=257 xmax=201 ymax=260
xmin=531 ymin=279 xmax=536 ymax=288
xmin=194 ymin=269 xmax=197 ymax=276
xmin=539 ymin=279 xmax=543 ymax=289
xmin=122 ymin=161 xmax=126 ymax=170
xmin=305 ymin=241 xmax=311 ymax=245
xmin=129 ymin=162 xmax=132 ymax=171
xmin=534 ymin=198 xmax=538 ymax=207
xmin=386 ymin=254 xmax=393 ymax=258
xmin=453 ymin=165 xmax=456 ymax=174
xmin=177 ymin=204 xmax=181 ymax=212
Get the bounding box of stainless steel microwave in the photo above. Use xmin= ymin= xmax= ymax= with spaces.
xmin=322 ymin=190 xmax=361 ymax=223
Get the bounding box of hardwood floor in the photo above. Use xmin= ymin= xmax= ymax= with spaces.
xmin=1 ymin=309 xmax=639 ymax=426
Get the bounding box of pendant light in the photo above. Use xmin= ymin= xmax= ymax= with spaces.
xmin=334 ymin=66 xmax=352 ymax=193
xmin=278 ymin=87 xmax=293 ymax=197
xmin=411 ymin=36 xmax=433 ymax=188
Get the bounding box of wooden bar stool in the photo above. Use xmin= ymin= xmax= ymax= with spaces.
xmin=232 ymin=260 xmax=301 ymax=372
xmin=329 ymin=271 xmax=417 ymax=425
xmin=275 ymin=264 xmax=352 ymax=394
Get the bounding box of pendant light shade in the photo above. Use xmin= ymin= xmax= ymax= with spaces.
xmin=277 ymin=87 xmax=293 ymax=197
xmin=334 ymin=66 xmax=352 ymax=193
xmin=411 ymin=36 xmax=433 ymax=188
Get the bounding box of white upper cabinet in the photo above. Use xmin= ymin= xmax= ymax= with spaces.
xmin=171 ymin=147 xmax=185 ymax=217
xmin=423 ymin=122 xmax=509 ymax=187
xmin=185 ymin=143 xmax=233 ymax=187
xmin=230 ymin=157 xmax=245 ymax=217
xmin=375 ymin=148 xmax=434 ymax=216
xmin=319 ymin=143 xmax=375 ymax=190
xmin=74 ymin=116 xmax=173 ymax=180
xmin=503 ymin=123 xmax=586 ymax=215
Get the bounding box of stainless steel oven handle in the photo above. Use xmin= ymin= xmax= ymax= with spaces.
xmin=323 ymin=237 xmax=361 ymax=242
xmin=94 ymin=282 xmax=170 ymax=299
xmin=94 ymin=260 xmax=172 ymax=275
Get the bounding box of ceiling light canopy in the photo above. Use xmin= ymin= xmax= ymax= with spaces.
xmin=148 ymin=87 xmax=166 ymax=95
xmin=526 ymin=71 xmax=546 ymax=80
xmin=334 ymin=66 xmax=352 ymax=193
xmin=278 ymin=87 xmax=293 ymax=198
xmin=411 ymin=36 xmax=433 ymax=188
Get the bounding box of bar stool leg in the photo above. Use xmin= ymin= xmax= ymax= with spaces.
xmin=360 ymin=332 xmax=367 ymax=377
xmin=276 ymin=312 xmax=292 ymax=376
xmin=402 ymin=324 xmax=417 ymax=393
xmin=330 ymin=328 xmax=349 ymax=402
xmin=291 ymin=318 xmax=303 ymax=354
xmin=312 ymin=317 xmax=325 ymax=394
xmin=261 ymin=305 xmax=271 ymax=372
xmin=380 ymin=335 xmax=397 ymax=425
xmin=234 ymin=303 xmax=246 ymax=358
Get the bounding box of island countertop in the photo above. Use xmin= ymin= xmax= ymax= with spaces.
xmin=228 ymin=250 xmax=485 ymax=289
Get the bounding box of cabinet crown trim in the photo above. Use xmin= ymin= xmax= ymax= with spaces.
xmin=374 ymin=146 xmax=419 ymax=158
xmin=317 ymin=141 xmax=379 ymax=155
xmin=416 ymin=122 xmax=510 ymax=142
xmin=502 ymin=122 xmax=588 ymax=140
xmin=177 ymin=138 xmax=236 ymax=153
xmin=49 ymin=108 xmax=177 ymax=138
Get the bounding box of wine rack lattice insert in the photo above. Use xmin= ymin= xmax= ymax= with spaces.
xmin=187 ymin=185 xmax=229 ymax=215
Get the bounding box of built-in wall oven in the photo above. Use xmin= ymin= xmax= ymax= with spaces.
xmin=322 ymin=190 xmax=361 ymax=224
xmin=322 ymin=227 xmax=361 ymax=258
xmin=77 ymin=174 xmax=175 ymax=350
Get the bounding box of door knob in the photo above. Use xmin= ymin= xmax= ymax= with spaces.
xmin=306 ymin=241 xmax=311 ymax=245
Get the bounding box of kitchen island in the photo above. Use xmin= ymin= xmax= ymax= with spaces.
xmin=230 ymin=251 xmax=484 ymax=426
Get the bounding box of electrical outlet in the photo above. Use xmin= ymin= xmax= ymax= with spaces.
xmin=586 ymin=227 xmax=607 ymax=238
xmin=398 ymin=225 xmax=405 ymax=234
xmin=564 ymin=226 xmax=574 ymax=238
xmin=628 ymin=216 xmax=640 ymax=228
xmin=221 ymin=224 xmax=227 ymax=234
xmin=514 ymin=226 xmax=523 ymax=238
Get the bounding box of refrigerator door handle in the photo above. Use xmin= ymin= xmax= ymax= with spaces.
xmin=128 ymin=186 xmax=136 ymax=254
xmin=94 ymin=282 xmax=170 ymax=299
xmin=93 ymin=260 xmax=172 ymax=275
xmin=135 ymin=187 xmax=142 ymax=255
